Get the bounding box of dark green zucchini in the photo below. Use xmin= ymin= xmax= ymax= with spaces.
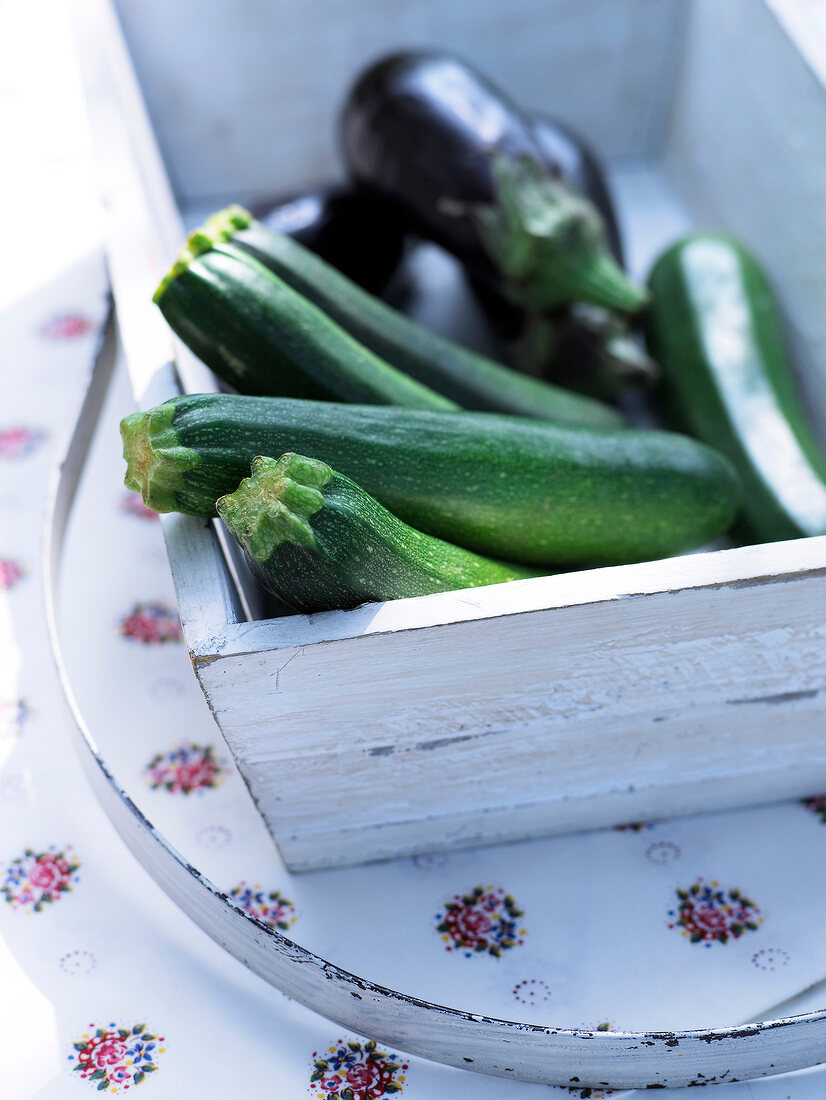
xmin=646 ymin=233 xmax=826 ymax=542
xmin=217 ymin=453 xmax=540 ymax=612
xmin=121 ymin=394 xmax=740 ymax=566
xmin=199 ymin=205 xmax=624 ymax=430
xmin=154 ymin=234 xmax=455 ymax=411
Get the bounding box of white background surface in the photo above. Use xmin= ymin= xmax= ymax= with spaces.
xmin=3 ymin=1 xmax=826 ymax=1096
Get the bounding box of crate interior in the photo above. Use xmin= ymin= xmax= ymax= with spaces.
xmin=114 ymin=0 xmax=826 ymax=629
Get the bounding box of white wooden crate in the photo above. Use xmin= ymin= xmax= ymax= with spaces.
xmin=92 ymin=0 xmax=826 ymax=870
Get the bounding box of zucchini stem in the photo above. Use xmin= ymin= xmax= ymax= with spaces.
xmin=153 ymin=206 xmax=254 ymax=304
xmin=121 ymin=402 xmax=201 ymax=513
xmin=216 ymin=454 xmax=331 ymax=560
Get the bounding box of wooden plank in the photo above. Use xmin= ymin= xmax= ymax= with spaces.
xmin=193 ymin=534 xmax=826 ymax=658
xmin=196 ymin=565 xmax=826 ymax=868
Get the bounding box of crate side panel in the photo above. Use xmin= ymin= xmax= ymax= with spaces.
xmin=113 ymin=0 xmax=683 ymax=205
xmin=274 ymin=758 xmax=826 ymax=871
xmin=196 ymin=571 xmax=826 ymax=868
xmin=209 ymin=536 xmax=826 ymax=655
xmin=662 ymin=0 xmax=826 ymax=446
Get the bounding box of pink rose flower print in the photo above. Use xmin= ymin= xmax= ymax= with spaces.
xmin=310 ymin=1039 xmax=408 ymax=1099
xmin=0 ymin=559 xmax=24 ymax=590
xmin=68 ymin=1022 xmax=165 ymax=1092
xmin=144 ymin=742 xmax=228 ymax=795
xmin=436 ymin=885 xmax=525 ymax=957
xmin=40 ymin=313 xmax=95 ymax=339
xmin=0 ymin=698 xmax=28 ymax=738
xmin=2 ymin=846 xmax=80 ymax=911
xmin=668 ymin=878 xmax=763 ymax=945
xmin=230 ymin=882 xmax=297 ymax=931
xmin=802 ymin=793 xmax=826 ymax=823
xmin=120 ymin=602 xmax=181 ymax=644
xmin=119 ymin=492 xmax=160 ymax=521
xmin=0 ymin=427 xmax=46 ymax=458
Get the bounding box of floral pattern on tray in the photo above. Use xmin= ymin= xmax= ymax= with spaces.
xmin=310 ymin=1039 xmax=407 ymax=1099
xmin=0 ymin=427 xmax=46 ymax=459
xmin=68 ymin=1022 xmax=164 ymax=1092
xmin=119 ymin=602 xmax=182 ymax=644
xmin=436 ymin=885 xmax=525 ymax=957
xmin=119 ymin=492 xmax=159 ymax=521
xmin=144 ymin=742 xmax=229 ymax=795
xmin=0 ymin=558 xmax=24 ymax=590
xmin=0 ymin=699 xmax=29 ymax=738
xmin=229 ymin=882 xmax=297 ymax=931
xmin=2 ymin=845 xmax=80 ymax=912
xmin=668 ymin=878 xmax=763 ymax=945
xmin=40 ymin=312 xmax=95 ymax=340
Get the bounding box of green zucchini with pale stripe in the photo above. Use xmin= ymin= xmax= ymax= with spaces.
xmin=646 ymin=233 xmax=826 ymax=542
xmin=121 ymin=393 xmax=740 ymax=567
xmin=217 ymin=453 xmax=540 ymax=612
xmin=154 ymin=235 xmax=455 ymax=410
xmin=189 ymin=204 xmax=625 ymax=430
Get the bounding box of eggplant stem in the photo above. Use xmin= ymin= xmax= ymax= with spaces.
xmin=473 ymin=153 xmax=647 ymax=314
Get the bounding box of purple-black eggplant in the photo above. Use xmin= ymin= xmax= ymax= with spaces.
xmin=253 ymin=184 xmax=407 ymax=297
xmin=340 ymin=50 xmax=646 ymax=316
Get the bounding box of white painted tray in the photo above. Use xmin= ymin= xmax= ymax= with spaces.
xmin=56 ymin=0 xmax=826 ymax=1085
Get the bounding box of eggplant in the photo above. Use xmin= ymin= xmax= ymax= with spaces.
xmin=465 ymin=113 xmax=648 ymax=393
xmin=251 ymin=184 xmax=407 ymax=297
xmin=533 ymin=304 xmax=658 ymax=397
xmin=340 ymin=51 xmax=646 ymax=315
xmin=530 ymin=113 xmax=624 ymax=266
xmin=468 ymin=278 xmax=657 ymax=397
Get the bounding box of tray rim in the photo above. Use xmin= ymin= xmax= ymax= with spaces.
xmin=64 ymin=0 xmax=826 ymax=1084
xmin=180 ymin=534 xmax=826 ymax=659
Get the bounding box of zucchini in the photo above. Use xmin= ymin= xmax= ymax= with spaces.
xmin=121 ymin=394 xmax=740 ymax=566
xmin=154 ymin=234 xmax=456 ymax=411
xmin=199 ymin=206 xmax=625 ymax=430
xmin=646 ymin=233 xmax=826 ymax=542
xmin=217 ymin=453 xmax=540 ymax=612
